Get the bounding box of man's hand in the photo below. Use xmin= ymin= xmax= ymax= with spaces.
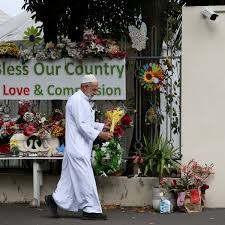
xmin=103 ymin=120 xmax=111 ymax=131
xmin=98 ymin=131 xmax=113 ymax=141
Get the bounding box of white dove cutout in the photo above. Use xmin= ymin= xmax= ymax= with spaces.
xmin=128 ymin=22 xmax=148 ymax=51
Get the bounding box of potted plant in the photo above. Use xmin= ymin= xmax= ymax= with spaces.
xmin=143 ymin=134 xmax=179 ymax=211
xmin=143 ymin=134 xmax=179 ymax=177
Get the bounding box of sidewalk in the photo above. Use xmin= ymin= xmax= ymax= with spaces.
xmin=1 ymin=204 xmax=225 ymax=225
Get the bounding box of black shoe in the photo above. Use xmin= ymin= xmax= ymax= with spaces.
xmin=82 ymin=212 xmax=107 ymax=220
xmin=45 ymin=195 xmax=59 ymax=218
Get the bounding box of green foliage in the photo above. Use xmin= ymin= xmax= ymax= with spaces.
xmin=23 ymin=0 xmax=138 ymax=42
xmin=143 ymin=134 xmax=179 ymax=178
xmin=162 ymin=59 xmax=181 ymax=134
xmin=11 ymin=146 xmax=19 ymax=156
xmin=86 ymin=0 xmax=137 ymax=39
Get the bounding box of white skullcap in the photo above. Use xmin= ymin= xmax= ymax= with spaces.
xmin=81 ymin=74 xmax=98 ymax=84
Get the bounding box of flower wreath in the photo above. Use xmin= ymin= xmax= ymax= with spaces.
xmin=138 ymin=63 xmax=164 ymax=91
xmin=92 ymin=138 xmax=123 ymax=175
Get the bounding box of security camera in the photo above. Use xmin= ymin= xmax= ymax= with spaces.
xmin=201 ymin=7 xmax=219 ymax=21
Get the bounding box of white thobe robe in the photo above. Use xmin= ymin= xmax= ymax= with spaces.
xmin=53 ymin=90 xmax=104 ymax=213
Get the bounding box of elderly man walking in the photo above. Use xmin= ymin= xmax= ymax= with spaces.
xmin=45 ymin=74 xmax=113 ymax=220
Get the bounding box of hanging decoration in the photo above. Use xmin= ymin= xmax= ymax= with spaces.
xmin=128 ymin=22 xmax=148 ymax=51
xmin=145 ymin=105 xmax=163 ymax=125
xmin=137 ymin=63 xmax=165 ymax=92
xmin=23 ymin=26 xmax=42 ymax=47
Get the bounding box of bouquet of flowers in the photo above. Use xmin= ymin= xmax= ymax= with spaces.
xmin=16 ymin=100 xmax=49 ymax=137
xmin=160 ymin=159 xmax=214 ymax=211
xmin=92 ymin=107 xmax=133 ymax=175
xmin=0 ymin=118 xmax=18 ymax=139
xmin=179 ymin=159 xmax=214 ymax=190
xmin=92 ymin=138 xmax=123 ymax=176
xmin=161 ymin=159 xmax=214 ymax=192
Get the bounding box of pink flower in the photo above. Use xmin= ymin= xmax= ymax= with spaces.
xmin=132 ymin=155 xmax=144 ymax=164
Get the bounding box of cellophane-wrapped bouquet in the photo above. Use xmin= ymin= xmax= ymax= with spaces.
xmin=105 ymin=107 xmax=125 ymax=133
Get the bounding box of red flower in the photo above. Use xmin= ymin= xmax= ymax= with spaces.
xmin=24 ymin=124 xmax=36 ymax=136
xmin=95 ymin=38 xmax=104 ymax=45
xmin=121 ymin=114 xmax=133 ymax=126
xmin=172 ymin=179 xmax=177 ymax=187
xmin=5 ymin=128 xmax=15 ymax=135
xmin=18 ymin=106 xmax=29 ymax=116
xmin=201 ymin=184 xmax=209 ymax=191
xmin=0 ymin=144 xmax=10 ymax=153
xmin=19 ymin=123 xmax=26 ymax=130
xmin=113 ymin=125 xmax=124 ymax=138
xmin=10 ymin=121 xmax=16 ymax=126
xmin=0 ymin=119 xmax=4 ymax=126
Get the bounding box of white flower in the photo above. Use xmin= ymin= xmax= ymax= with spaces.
xmin=61 ymin=37 xmax=71 ymax=44
xmin=105 ymin=153 xmax=111 ymax=159
xmin=101 ymin=147 xmax=106 ymax=153
xmin=66 ymin=48 xmax=82 ymax=59
xmin=49 ymin=49 xmax=61 ymax=60
xmin=19 ymin=49 xmax=33 ymax=61
xmin=41 ymin=117 xmax=46 ymax=123
xmin=96 ymin=44 xmax=105 ymax=52
xmin=67 ymin=42 xmax=77 ymax=48
xmin=56 ymin=43 xmax=65 ymax=49
xmin=102 ymin=142 xmax=109 ymax=147
xmin=83 ymin=29 xmax=95 ymax=40
xmin=92 ymin=150 xmax=96 ymax=164
xmin=101 ymin=171 xmax=107 ymax=177
xmin=83 ymin=29 xmax=95 ymax=36
xmin=23 ymin=112 xmax=34 ymax=122
xmin=153 ymin=77 xmax=159 ymax=84
xmin=36 ymin=51 xmax=47 ymax=60
xmin=90 ymin=42 xmax=97 ymax=50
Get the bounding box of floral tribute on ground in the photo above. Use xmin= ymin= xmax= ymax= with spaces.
xmin=160 ymin=159 xmax=214 ymax=213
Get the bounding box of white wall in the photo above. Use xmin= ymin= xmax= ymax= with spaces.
xmin=182 ymin=6 xmax=225 ymax=207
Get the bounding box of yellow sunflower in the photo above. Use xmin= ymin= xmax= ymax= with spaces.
xmin=143 ymin=71 xmax=154 ymax=83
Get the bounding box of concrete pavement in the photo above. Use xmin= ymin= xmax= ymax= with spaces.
xmin=1 ymin=204 xmax=225 ymax=225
